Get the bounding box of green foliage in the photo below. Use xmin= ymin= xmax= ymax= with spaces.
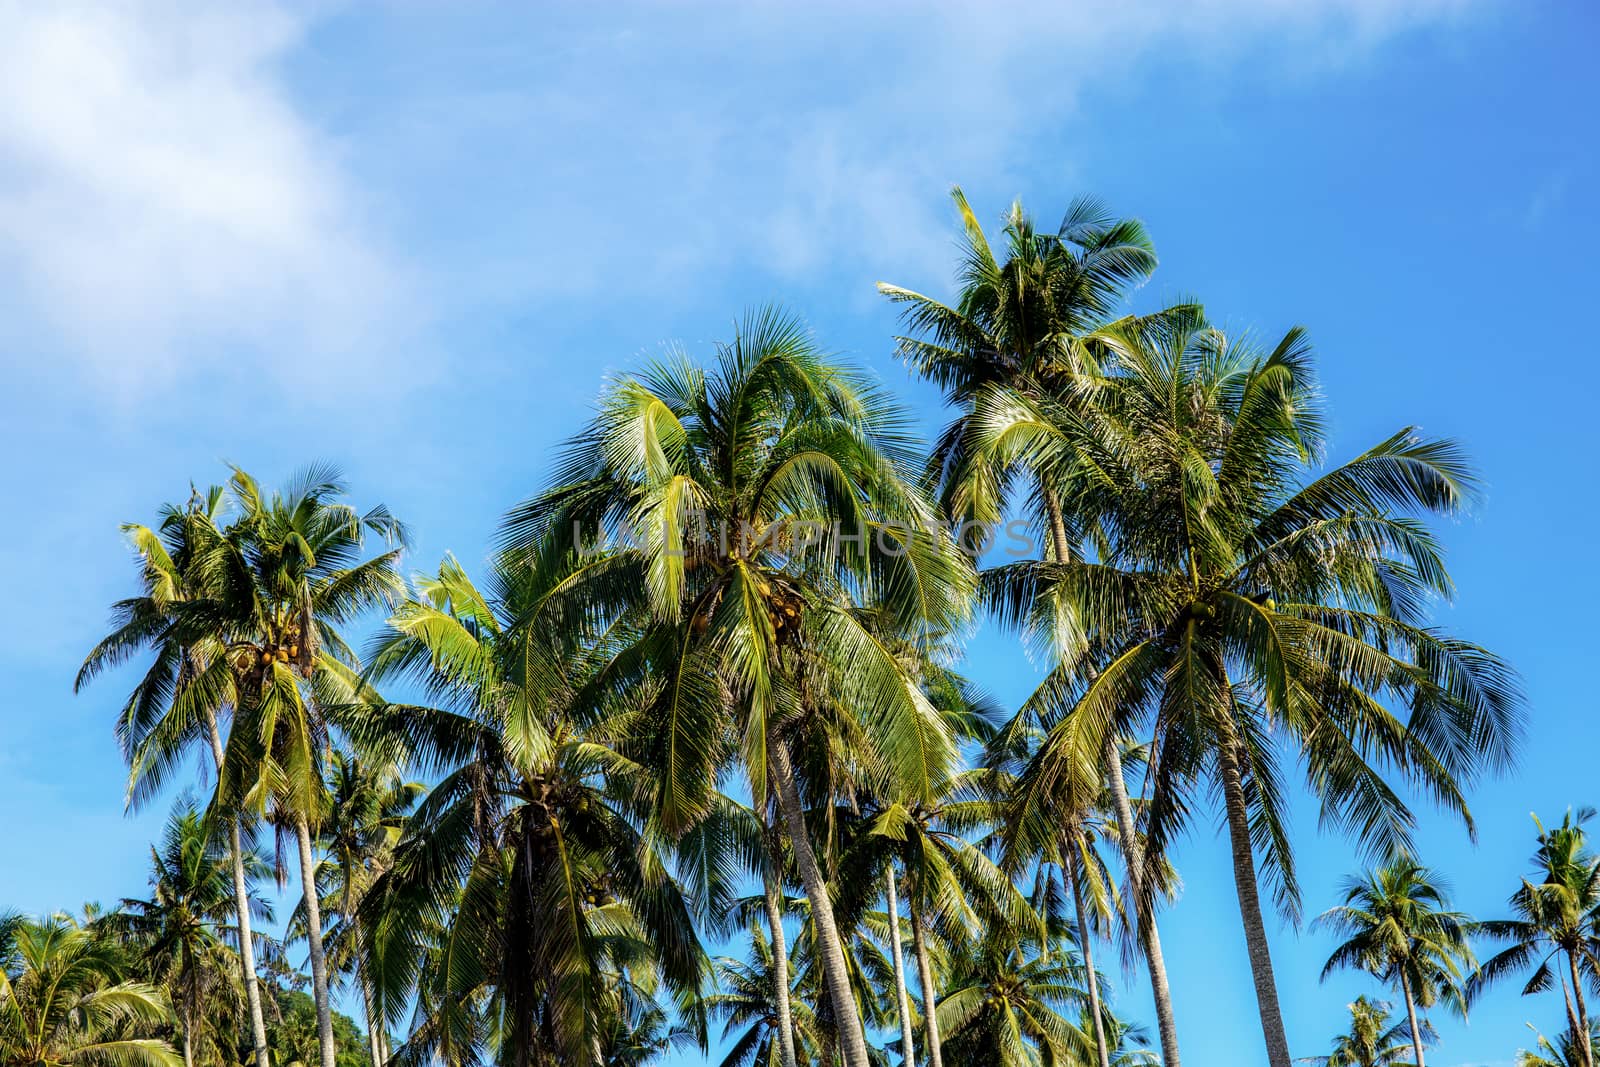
xmin=263 ymin=988 xmax=371 ymax=1067
xmin=58 ymin=191 xmax=1540 ymax=1067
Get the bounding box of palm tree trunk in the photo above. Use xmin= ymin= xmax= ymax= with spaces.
xmin=885 ymin=863 xmax=918 ymax=1067
xmin=182 ymin=968 xmax=196 ymax=1067
xmin=1104 ymin=738 xmax=1182 ymax=1067
xmin=359 ymin=961 xmax=384 ymax=1067
xmin=1562 ymin=973 xmax=1587 ymax=1067
xmin=1399 ymin=970 xmax=1427 ymax=1067
xmin=908 ymin=893 xmax=944 ymax=1067
xmin=294 ymin=814 xmax=338 ymax=1067
xmin=1066 ymin=847 xmax=1111 ymax=1067
xmin=344 ymin=854 xmax=385 ymax=1067
xmin=1570 ymin=951 xmax=1596 ymax=1067
xmin=763 ymin=863 xmax=800 ymax=1067
xmin=1217 ymin=739 xmax=1291 ymax=1067
xmin=203 ymin=711 xmax=271 ymax=1067
xmin=1042 ymin=489 xmax=1181 ymax=1067
xmin=768 ymin=737 xmax=870 ymax=1067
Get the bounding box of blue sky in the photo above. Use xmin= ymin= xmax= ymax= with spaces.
xmin=1 ymin=1 xmax=1596 ymax=1063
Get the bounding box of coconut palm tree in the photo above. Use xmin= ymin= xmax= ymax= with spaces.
xmin=109 ymin=800 xmax=273 ymax=1067
xmin=509 ymin=307 xmax=975 ymax=1067
xmin=849 ymin=766 xmax=1035 ymax=1067
xmin=1520 ymin=1023 xmax=1600 ymax=1067
xmin=357 ymin=545 xmax=708 ymax=1067
xmin=1473 ymin=811 xmax=1600 ymax=1067
xmin=707 ymin=922 xmax=824 ymax=1067
xmin=934 ymin=920 xmax=1098 ymax=1067
xmin=1317 ymin=859 xmax=1473 ymax=1067
xmin=995 ymin=732 xmax=1165 ymax=1067
xmin=984 ymin=313 xmax=1520 ymax=1067
xmin=200 ymin=467 xmax=406 ymax=1067
xmin=1302 ymin=996 xmax=1423 ymax=1067
xmin=0 ymin=915 xmax=182 ymax=1067
xmin=298 ymin=752 xmax=421 ymax=1067
xmin=880 ymin=188 xmax=1190 ymax=1067
xmin=76 ymin=487 xmax=275 ymax=1067
xmin=82 ymin=468 xmax=407 ymax=1067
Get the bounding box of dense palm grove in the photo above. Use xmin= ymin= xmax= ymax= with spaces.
xmin=7 ymin=190 xmax=1589 ymax=1067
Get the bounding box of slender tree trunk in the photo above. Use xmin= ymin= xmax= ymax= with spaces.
xmin=885 ymin=864 xmax=918 ymax=1067
xmin=908 ymin=894 xmax=944 ymax=1067
xmin=1398 ymin=970 xmax=1427 ymax=1067
xmin=1066 ymin=847 xmax=1111 ymax=1067
xmin=345 ymin=853 xmax=385 ymax=1067
xmin=768 ymin=738 xmax=870 ymax=1067
xmin=204 ymin=712 xmax=271 ymax=1067
xmin=1217 ymin=739 xmax=1291 ymax=1067
xmin=1104 ymin=739 xmax=1182 ymax=1067
xmin=182 ymin=967 xmax=196 ymax=1067
xmin=763 ymin=863 xmax=800 ymax=1067
xmin=295 ymin=814 xmax=338 ymax=1067
xmin=360 ymin=961 xmax=384 ymax=1067
xmin=1042 ymin=490 xmax=1181 ymax=1066
xmin=1563 ymin=973 xmax=1586 ymax=1067
xmin=1570 ymin=951 xmax=1596 ymax=1067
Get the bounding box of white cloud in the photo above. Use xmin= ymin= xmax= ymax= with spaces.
xmin=349 ymin=0 xmax=1488 ymax=321
xmin=0 ymin=0 xmax=1482 ymax=388
xmin=0 ymin=0 xmax=405 ymax=387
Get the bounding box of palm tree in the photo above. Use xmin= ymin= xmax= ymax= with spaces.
xmin=852 ymin=766 xmax=1034 ymax=1067
xmin=997 ymin=733 xmax=1163 ymax=1067
xmin=1520 ymin=1022 xmax=1600 ymax=1067
xmin=510 ymin=307 xmax=975 ymax=1067
xmin=358 ymin=546 xmax=708 ymax=1066
xmin=1302 ymin=996 xmax=1423 ymax=1067
xmin=879 ymin=188 xmax=1190 ymax=1067
xmin=882 ymin=861 xmax=917 ymax=1067
xmin=985 ymin=313 xmax=1520 ymax=1067
xmin=1473 ymin=810 xmax=1600 ymax=1067
xmin=0 ymin=915 xmax=182 ymax=1067
xmin=76 ymin=487 xmax=275 ymax=1067
xmin=109 ymin=800 xmax=273 ymax=1067
xmin=934 ymin=922 xmax=1098 ymax=1067
xmin=310 ymin=752 xmax=421 ymax=1067
xmin=175 ymin=468 xmax=405 ymax=1067
xmin=81 ymin=468 xmax=407 ymax=1067
xmin=1317 ymin=859 xmax=1473 ymax=1067
xmin=707 ymin=922 xmax=823 ymax=1067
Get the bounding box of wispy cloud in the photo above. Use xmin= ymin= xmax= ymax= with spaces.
xmin=350 ymin=0 xmax=1490 ymax=316
xmin=0 ymin=0 xmax=1483 ymax=392
xmin=0 ymin=0 xmax=408 ymax=389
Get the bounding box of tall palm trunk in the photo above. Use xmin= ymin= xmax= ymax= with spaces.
xmin=294 ymin=814 xmax=338 ymax=1067
xmin=1563 ymin=974 xmax=1587 ymax=1067
xmin=762 ymin=863 xmax=799 ymax=1067
xmin=1043 ymin=491 xmax=1181 ymax=1067
xmin=908 ymin=892 xmax=943 ymax=1067
xmin=1569 ymin=951 xmax=1596 ymax=1067
xmin=1104 ymin=738 xmax=1182 ymax=1066
xmin=1217 ymin=738 xmax=1291 ymax=1067
xmin=1066 ymin=845 xmax=1110 ymax=1067
xmin=768 ymin=737 xmax=870 ymax=1067
xmin=885 ymin=863 xmax=918 ymax=1067
xmin=361 ymin=974 xmax=384 ymax=1067
xmin=1398 ymin=970 xmax=1427 ymax=1067
xmin=343 ymin=853 xmax=386 ymax=1067
xmin=181 ymin=962 xmax=197 ymax=1067
xmin=203 ymin=712 xmax=270 ymax=1067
